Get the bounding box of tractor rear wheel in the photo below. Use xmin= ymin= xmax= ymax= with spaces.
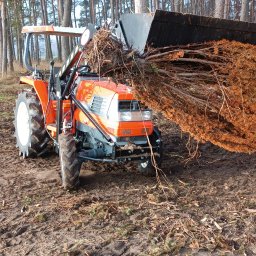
xmin=58 ymin=133 xmax=81 ymax=190
xmin=14 ymin=90 xmax=49 ymax=158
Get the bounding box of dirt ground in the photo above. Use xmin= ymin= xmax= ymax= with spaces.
xmin=0 ymin=77 xmax=255 ymax=256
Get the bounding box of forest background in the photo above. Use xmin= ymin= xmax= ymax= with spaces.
xmin=0 ymin=0 xmax=254 ymax=77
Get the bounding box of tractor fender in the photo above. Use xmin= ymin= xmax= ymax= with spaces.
xmin=20 ymin=76 xmax=55 ymax=124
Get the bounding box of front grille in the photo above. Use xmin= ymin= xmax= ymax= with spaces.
xmin=90 ymin=96 xmax=108 ymax=115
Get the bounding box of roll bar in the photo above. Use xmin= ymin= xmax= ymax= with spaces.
xmin=23 ymin=33 xmax=34 ymax=72
xmin=22 ymin=25 xmax=95 ymax=73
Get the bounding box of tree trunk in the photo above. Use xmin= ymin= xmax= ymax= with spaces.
xmin=214 ymin=0 xmax=224 ymax=18
xmin=1 ymin=1 xmax=7 ymax=76
xmin=6 ymin=7 xmax=14 ymax=72
xmin=190 ymin=0 xmax=196 ymax=14
xmin=58 ymin=0 xmax=63 ymax=61
xmin=31 ymin=0 xmax=40 ymax=64
xmin=223 ymin=0 xmax=230 ymax=19
xmin=250 ymin=0 xmax=255 ymax=22
xmin=0 ymin=7 xmax=2 ymax=71
xmin=115 ymin=0 xmax=119 ymax=20
xmin=174 ymin=0 xmax=180 ymax=12
xmin=154 ymin=0 xmax=159 ymax=10
xmin=73 ymin=0 xmax=77 ymax=27
xmin=52 ymin=0 xmax=61 ymax=61
xmin=13 ymin=1 xmax=23 ymax=67
xmin=102 ymin=0 xmax=107 ymax=24
xmin=134 ymin=0 xmax=147 ymax=13
xmin=61 ymin=0 xmax=72 ymax=61
xmin=119 ymin=0 xmax=123 ymax=15
xmin=28 ymin=0 xmax=34 ymax=65
xmin=240 ymin=0 xmax=249 ymax=21
xmin=234 ymin=0 xmax=241 ymax=20
xmin=40 ymin=0 xmax=53 ymax=60
xmin=90 ymin=0 xmax=95 ymax=24
xmin=97 ymin=1 xmax=101 ymax=25
xmin=45 ymin=5 xmax=52 ymax=61
xmin=110 ymin=0 xmax=115 ymax=24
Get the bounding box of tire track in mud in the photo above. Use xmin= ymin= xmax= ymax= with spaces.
xmin=0 ymin=83 xmax=255 ymax=255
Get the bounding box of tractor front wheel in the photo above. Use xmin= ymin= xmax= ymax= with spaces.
xmin=138 ymin=128 xmax=162 ymax=177
xmin=138 ymin=156 xmax=162 ymax=177
xmin=14 ymin=90 xmax=49 ymax=158
xmin=58 ymin=133 xmax=81 ymax=190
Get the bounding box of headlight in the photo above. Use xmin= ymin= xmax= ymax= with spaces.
xmin=119 ymin=112 xmax=132 ymax=121
xmin=117 ymin=111 xmax=152 ymax=121
xmin=142 ymin=111 xmax=152 ymax=121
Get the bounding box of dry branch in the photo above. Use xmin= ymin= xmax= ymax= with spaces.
xmin=86 ymin=29 xmax=256 ymax=153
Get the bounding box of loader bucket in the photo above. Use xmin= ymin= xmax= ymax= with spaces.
xmin=114 ymin=10 xmax=256 ymax=53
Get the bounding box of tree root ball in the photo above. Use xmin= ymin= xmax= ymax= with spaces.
xmin=86 ymin=29 xmax=256 ymax=153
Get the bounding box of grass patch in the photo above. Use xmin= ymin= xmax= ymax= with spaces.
xmin=0 ymin=93 xmax=16 ymax=102
xmin=23 ymin=196 xmax=33 ymax=206
xmin=115 ymin=223 xmax=137 ymax=237
xmin=124 ymin=206 xmax=134 ymax=216
xmin=0 ymin=111 xmax=13 ymax=119
xmin=34 ymin=212 xmax=48 ymax=223
xmin=0 ymin=76 xmax=19 ymax=86
xmin=87 ymin=202 xmax=119 ymax=219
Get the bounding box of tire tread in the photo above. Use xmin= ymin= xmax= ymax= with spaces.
xmin=59 ymin=133 xmax=81 ymax=190
xmin=14 ymin=90 xmax=49 ymax=157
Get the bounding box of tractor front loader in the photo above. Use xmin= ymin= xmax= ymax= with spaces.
xmin=15 ymin=25 xmax=162 ymax=190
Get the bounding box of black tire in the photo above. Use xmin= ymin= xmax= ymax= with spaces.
xmin=58 ymin=133 xmax=81 ymax=190
xmin=138 ymin=128 xmax=163 ymax=177
xmin=138 ymin=156 xmax=162 ymax=177
xmin=14 ymin=90 xmax=49 ymax=158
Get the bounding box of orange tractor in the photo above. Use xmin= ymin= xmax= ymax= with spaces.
xmin=16 ymin=10 xmax=254 ymax=189
xmin=14 ymin=24 xmax=162 ymax=189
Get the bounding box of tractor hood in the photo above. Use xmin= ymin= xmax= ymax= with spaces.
xmin=113 ymin=10 xmax=256 ymax=53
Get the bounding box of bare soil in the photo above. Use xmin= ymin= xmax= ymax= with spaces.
xmin=0 ymin=79 xmax=255 ymax=256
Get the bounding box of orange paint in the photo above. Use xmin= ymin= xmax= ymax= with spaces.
xmin=20 ymin=75 xmax=153 ymax=139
